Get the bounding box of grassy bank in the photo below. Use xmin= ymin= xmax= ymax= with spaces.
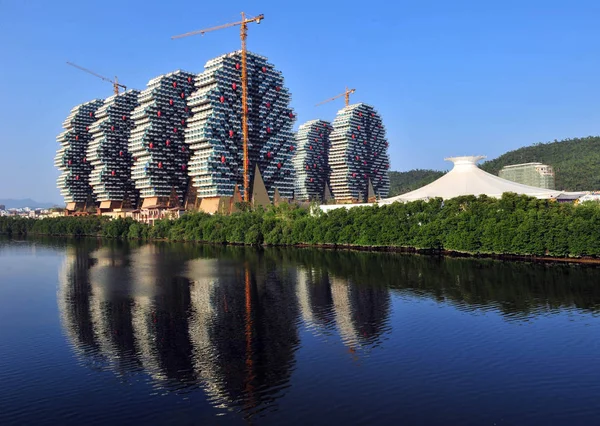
xmin=2 ymin=193 xmax=600 ymax=258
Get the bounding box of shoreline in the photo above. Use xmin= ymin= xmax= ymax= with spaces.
xmin=293 ymin=243 xmax=600 ymax=265
xmin=5 ymin=233 xmax=600 ymax=266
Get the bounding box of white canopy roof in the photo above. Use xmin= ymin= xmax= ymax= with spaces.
xmin=382 ymin=156 xmax=573 ymax=204
xmin=320 ymin=155 xmax=583 ymax=212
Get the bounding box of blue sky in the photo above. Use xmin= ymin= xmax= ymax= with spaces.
xmin=1 ymin=0 xmax=600 ymax=202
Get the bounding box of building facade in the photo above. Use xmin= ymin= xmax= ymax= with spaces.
xmin=499 ymin=162 xmax=555 ymax=189
xmin=128 ymin=71 xmax=196 ymax=207
xmin=55 ymin=99 xmax=105 ymax=210
xmin=87 ymin=90 xmax=140 ymax=209
xmin=293 ymin=119 xmax=332 ymax=202
xmin=185 ymin=51 xmax=296 ymax=203
xmin=328 ymin=103 xmax=390 ymax=203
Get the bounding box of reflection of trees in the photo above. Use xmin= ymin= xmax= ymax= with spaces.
xmin=288 ymin=249 xmax=600 ymax=318
xmin=392 ymin=255 xmax=600 ymax=318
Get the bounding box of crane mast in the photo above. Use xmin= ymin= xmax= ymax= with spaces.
xmin=241 ymin=13 xmax=250 ymax=203
xmin=172 ymin=12 xmax=264 ymax=202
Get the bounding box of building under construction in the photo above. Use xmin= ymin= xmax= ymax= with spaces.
xmin=87 ymin=90 xmax=140 ymax=211
xmin=55 ymin=54 xmax=391 ymax=214
xmin=328 ymin=103 xmax=390 ymax=203
xmin=55 ymin=99 xmax=105 ymax=212
xmin=499 ymin=162 xmax=555 ymax=190
xmin=185 ymin=51 xmax=296 ymax=211
xmin=293 ymin=119 xmax=332 ymax=202
xmin=128 ymin=70 xmax=196 ymax=208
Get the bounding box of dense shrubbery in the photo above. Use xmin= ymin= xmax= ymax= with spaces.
xmin=2 ymin=193 xmax=600 ymax=257
xmin=0 ymin=215 xmax=108 ymax=237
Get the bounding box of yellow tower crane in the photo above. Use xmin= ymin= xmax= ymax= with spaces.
xmin=66 ymin=61 xmax=127 ymax=96
xmin=172 ymin=12 xmax=264 ymax=202
xmin=316 ymin=87 xmax=356 ymax=107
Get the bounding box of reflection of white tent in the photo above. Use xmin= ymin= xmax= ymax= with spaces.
xmin=320 ymin=156 xmax=584 ymax=212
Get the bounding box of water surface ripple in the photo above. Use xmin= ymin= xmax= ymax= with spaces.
xmin=1 ymin=238 xmax=600 ymax=425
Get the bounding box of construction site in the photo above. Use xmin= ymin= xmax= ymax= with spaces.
xmin=55 ymin=13 xmax=391 ymax=221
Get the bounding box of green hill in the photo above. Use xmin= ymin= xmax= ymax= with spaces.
xmin=480 ymin=136 xmax=600 ymax=191
xmin=388 ymin=169 xmax=445 ymax=197
xmin=388 ymin=136 xmax=600 ymax=195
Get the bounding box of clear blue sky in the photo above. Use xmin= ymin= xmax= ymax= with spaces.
xmin=1 ymin=0 xmax=600 ymax=202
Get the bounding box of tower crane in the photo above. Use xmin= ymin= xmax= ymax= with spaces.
xmin=172 ymin=12 xmax=264 ymax=202
xmin=316 ymin=87 xmax=356 ymax=107
xmin=66 ymin=61 xmax=127 ymax=96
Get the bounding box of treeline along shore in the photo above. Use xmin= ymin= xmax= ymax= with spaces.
xmin=2 ymin=193 xmax=600 ymax=259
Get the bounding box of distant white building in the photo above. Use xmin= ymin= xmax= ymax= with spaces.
xmin=499 ymin=162 xmax=555 ymax=189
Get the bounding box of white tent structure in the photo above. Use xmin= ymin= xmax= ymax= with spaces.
xmin=320 ymin=155 xmax=584 ymax=212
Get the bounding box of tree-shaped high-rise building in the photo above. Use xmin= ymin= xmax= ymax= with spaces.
xmin=329 ymin=104 xmax=390 ymax=203
xmin=128 ymin=70 xmax=196 ymax=207
xmin=185 ymin=51 xmax=296 ymax=202
xmin=87 ymin=90 xmax=140 ymax=208
xmin=55 ymin=99 xmax=105 ymax=210
xmin=292 ymin=119 xmax=332 ymax=202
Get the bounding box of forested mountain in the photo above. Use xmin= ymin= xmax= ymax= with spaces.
xmin=480 ymin=136 xmax=600 ymax=191
xmin=388 ymin=170 xmax=445 ymax=197
xmin=0 ymin=199 xmax=58 ymax=209
xmin=388 ymin=136 xmax=600 ymax=195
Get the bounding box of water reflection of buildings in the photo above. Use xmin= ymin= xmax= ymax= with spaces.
xmin=129 ymin=244 xmax=196 ymax=386
xmin=296 ymin=268 xmax=336 ymax=335
xmin=58 ymin=243 xmax=101 ymax=367
xmin=58 ymin=244 xmax=393 ymax=417
xmin=296 ymin=266 xmax=391 ymax=350
xmin=58 ymin=244 xmax=600 ymax=409
xmin=59 ymin=243 xmax=200 ymax=384
xmin=88 ymin=246 xmax=143 ymax=377
xmin=58 ymin=244 xmax=304 ymax=417
xmin=185 ymin=255 xmax=301 ymax=415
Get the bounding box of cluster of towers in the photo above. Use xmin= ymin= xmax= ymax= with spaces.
xmin=294 ymin=105 xmax=390 ymax=203
xmin=55 ymin=51 xmax=390 ymax=213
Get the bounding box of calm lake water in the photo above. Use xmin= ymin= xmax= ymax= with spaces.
xmin=1 ymin=238 xmax=600 ymax=425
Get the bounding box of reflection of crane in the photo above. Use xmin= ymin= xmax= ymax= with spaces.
xmin=316 ymin=87 xmax=356 ymax=107
xmin=66 ymin=61 xmax=127 ymax=96
xmin=243 ymin=264 xmax=257 ymax=412
xmin=172 ymin=12 xmax=265 ymax=202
